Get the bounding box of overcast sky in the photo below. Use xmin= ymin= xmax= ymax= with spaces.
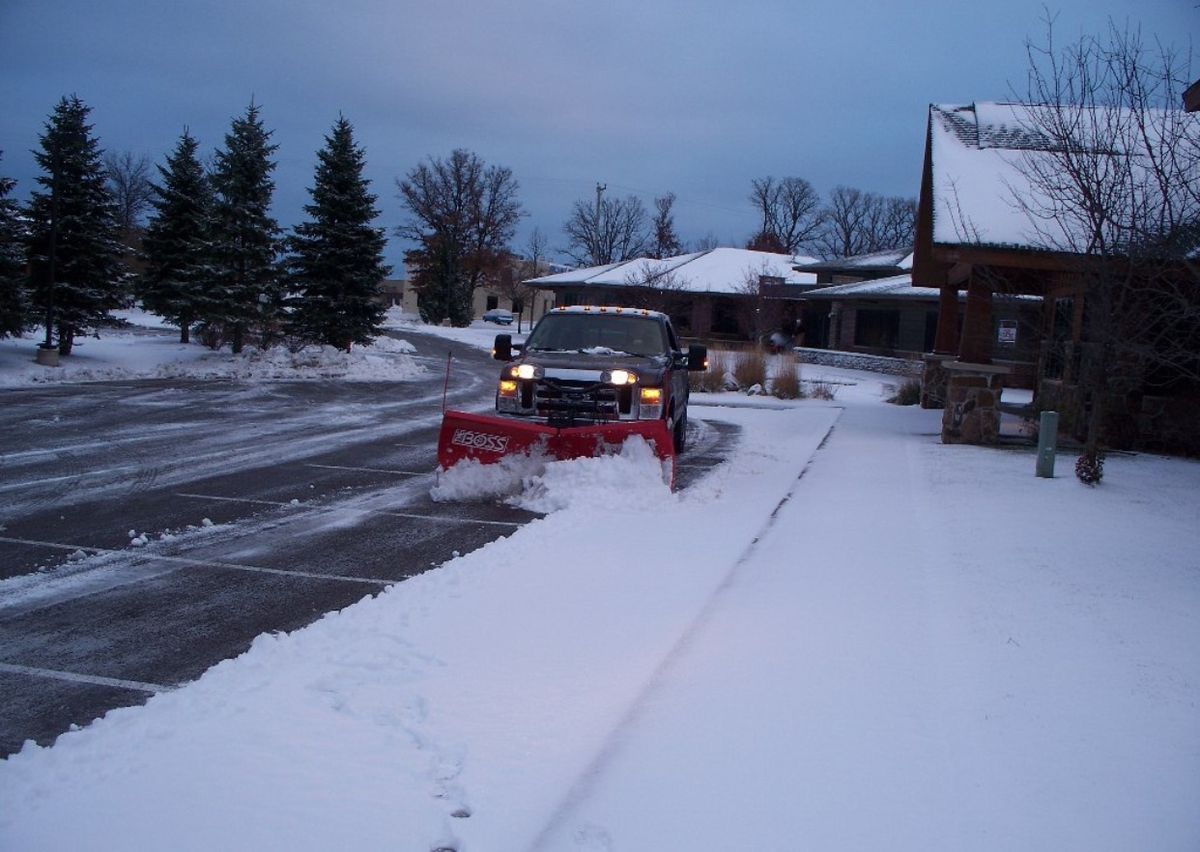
xmin=1 ymin=0 xmax=1194 ymax=269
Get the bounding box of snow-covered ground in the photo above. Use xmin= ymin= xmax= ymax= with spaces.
xmin=0 ymin=308 xmax=429 ymax=386
xmin=1 ymin=311 xmax=1198 ymax=850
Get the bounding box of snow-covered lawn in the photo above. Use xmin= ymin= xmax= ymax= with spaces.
xmin=1 ymin=311 xmax=1197 ymax=850
xmin=0 ymin=308 xmax=430 ymax=386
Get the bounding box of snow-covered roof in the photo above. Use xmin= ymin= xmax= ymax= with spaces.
xmin=799 ymin=249 xmax=914 ymax=271
xmin=799 ymin=274 xmax=941 ymax=301
xmin=801 ymin=273 xmax=1040 ymax=303
xmin=527 ymin=248 xmax=819 ymax=295
xmin=928 ymin=101 xmax=1198 ymax=252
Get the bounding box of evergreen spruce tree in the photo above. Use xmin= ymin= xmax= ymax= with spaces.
xmin=141 ymin=130 xmax=214 ymax=344
xmin=25 ymin=96 xmax=127 ymax=355
xmin=0 ymin=152 xmax=29 ymax=339
xmin=209 ymin=102 xmax=280 ymax=353
xmin=287 ymin=115 xmax=389 ymax=350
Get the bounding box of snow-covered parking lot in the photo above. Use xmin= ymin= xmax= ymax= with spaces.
xmin=1 ymin=315 xmax=1198 ymax=851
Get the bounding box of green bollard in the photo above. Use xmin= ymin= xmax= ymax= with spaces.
xmin=1036 ymin=410 xmax=1058 ymax=478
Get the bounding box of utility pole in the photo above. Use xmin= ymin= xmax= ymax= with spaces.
xmin=594 ymin=182 xmax=607 ymax=264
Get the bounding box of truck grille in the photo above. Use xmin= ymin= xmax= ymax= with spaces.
xmin=530 ymin=379 xmax=633 ymax=425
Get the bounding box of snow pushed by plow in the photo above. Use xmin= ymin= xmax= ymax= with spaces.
xmin=431 ymin=435 xmax=673 ymax=512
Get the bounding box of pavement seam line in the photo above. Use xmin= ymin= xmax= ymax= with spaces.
xmin=173 ymin=492 xmax=523 ymax=528
xmin=304 ymin=463 xmax=432 ymax=476
xmin=0 ymin=661 xmax=174 ymax=694
xmin=0 ymin=535 xmax=393 ymax=586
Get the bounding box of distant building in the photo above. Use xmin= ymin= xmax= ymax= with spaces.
xmin=380 ymin=257 xmax=570 ymax=330
xmin=524 ymin=247 xmax=819 ymax=340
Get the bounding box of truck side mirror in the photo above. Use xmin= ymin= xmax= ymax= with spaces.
xmin=493 ymin=334 xmax=512 ymax=361
xmin=687 ymin=344 xmax=708 ymax=372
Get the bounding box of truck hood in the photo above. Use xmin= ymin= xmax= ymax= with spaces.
xmin=512 ymin=350 xmax=669 ymax=383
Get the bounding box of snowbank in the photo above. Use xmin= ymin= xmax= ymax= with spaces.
xmin=0 ymin=312 xmax=424 ymax=386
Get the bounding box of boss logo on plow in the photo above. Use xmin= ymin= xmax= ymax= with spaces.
xmin=451 ymin=428 xmax=510 ymax=454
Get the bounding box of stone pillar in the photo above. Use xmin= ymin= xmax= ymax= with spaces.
xmin=921 ymin=353 xmax=949 ymax=408
xmin=941 ymin=361 xmax=1010 ymax=445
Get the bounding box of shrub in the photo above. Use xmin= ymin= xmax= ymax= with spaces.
xmin=1075 ymin=451 xmax=1105 ymax=485
xmin=732 ymin=347 xmax=768 ymax=390
xmin=887 ymin=378 xmax=922 ymax=406
xmin=770 ymin=353 xmax=803 ymax=399
xmin=808 ymin=378 xmax=838 ymax=400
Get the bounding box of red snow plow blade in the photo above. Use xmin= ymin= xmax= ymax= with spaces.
xmin=437 ymin=410 xmax=676 ymax=487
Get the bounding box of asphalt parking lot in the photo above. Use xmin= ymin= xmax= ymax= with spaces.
xmin=0 ymin=331 xmax=736 ymax=755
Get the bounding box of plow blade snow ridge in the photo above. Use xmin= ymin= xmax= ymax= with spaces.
xmin=437 ymin=410 xmax=676 ymax=487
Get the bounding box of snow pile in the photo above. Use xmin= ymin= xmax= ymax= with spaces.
xmin=429 ymin=437 xmax=671 ymax=512
xmin=0 ymin=330 xmax=424 ymax=386
xmin=429 ymin=449 xmax=551 ymax=503
xmin=151 ymin=339 xmax=424 ymax=382
xmin=508 ymin=436 xmax=672 ymax=513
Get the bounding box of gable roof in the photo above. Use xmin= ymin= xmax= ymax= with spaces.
xmin=926 ymin=101 xmax=1199 ymax=253
xmin=526 ymin=247 xmax=819 ymax=295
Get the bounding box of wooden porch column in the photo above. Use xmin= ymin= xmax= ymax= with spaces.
xmin=958 ymin=272 xmax=993 ymax=364
xmin=932 ymin=284 xmax=960 ymax=353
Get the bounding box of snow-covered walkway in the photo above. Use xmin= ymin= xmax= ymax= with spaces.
xmin=532 ymin=389 xmax=1200 ymax=851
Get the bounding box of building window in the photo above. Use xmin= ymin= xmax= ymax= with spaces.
xmin=486 ymin=295 xmax=499 ymax=311
xmin=854 ymin=309 xmax=899 ymax=349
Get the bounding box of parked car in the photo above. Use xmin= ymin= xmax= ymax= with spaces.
xmin=482 ymin=309 xmax=514 ymax=325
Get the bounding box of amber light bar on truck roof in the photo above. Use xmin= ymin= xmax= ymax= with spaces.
xmin=552 ymin=305 xmax=665 ymax=319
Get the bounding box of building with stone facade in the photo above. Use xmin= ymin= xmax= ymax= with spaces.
xmin=913 ymin=101 xmax=1200 ymax=451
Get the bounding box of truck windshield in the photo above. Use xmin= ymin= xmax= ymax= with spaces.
xmin=525 ymin=314 xmax=668 ymax=357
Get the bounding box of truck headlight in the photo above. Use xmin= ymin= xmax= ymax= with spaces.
xmin=498 ymin=379 xmax=518 ymax=397
xmin=511 ymin=364 xmax=541 ymax=380
xmin=603 ymin=369 xmax=637 ymax=385
xmin=639 ymin=387 xmax=662 ymax=404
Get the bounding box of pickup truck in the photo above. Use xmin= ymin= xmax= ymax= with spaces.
xmin=491 ymin=305 xmax=707 ymax=451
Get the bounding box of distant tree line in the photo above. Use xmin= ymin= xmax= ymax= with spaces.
xmin=0 ymin=96 xmax=390 ymax=354
xmin=560 ymin=177 xmax=917 ymax=267
xmin=0 ymin=94 xmax=921 ymax=350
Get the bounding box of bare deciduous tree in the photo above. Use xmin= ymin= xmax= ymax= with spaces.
xmin=816 ymin=186 xmax=916 ymax=258
xmin=104 ymin=150 xmax=153 ymax=234
xmin=503 ymin=226 xmax=547 ymax=332
xmin=562 ymin=190 xmax=649 ymax=266
xmin=734 ymin=261 xmax=783 ymax=342
xmin=1009 ymin=16 xmax=1200 ymax=457
xmin=620 ymin=259 xmax=689 ymax=313
xmin=650 ymin=192 xmax=681 ymax=259
xmin=748 ymin=176 xmax=823 ymax=254
xmin=397 ymin=149 xmax=522 ymax=326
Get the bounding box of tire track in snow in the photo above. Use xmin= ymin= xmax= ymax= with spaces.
xmin=526 ymin=406 xmax=844 ymax=851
